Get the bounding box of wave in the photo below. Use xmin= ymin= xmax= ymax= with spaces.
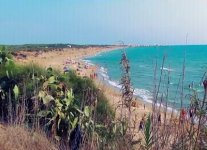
xmin=108 ymin=80 xmax=122 ymax=89
xmin=106 ymin=75 xmax=178 ymax=113
xmin=100 ymin=67 xmax=107 ymax=74
xmin=91 ymin=63 xmax=178 ymax=114
xmin=160 ymin=67 xmax=174 ymax=72
xmin=82 ymin=59 xmax=94 ymax=66
xmin=134 ymin=88 xmax=153 ymax=103
xmin=82 ymin=59 xmax=91 ymax=63
xmin=99 ymin=67 xmax=110 ymax=80
xmin=98 ymin=65 xmax=154 ymax=103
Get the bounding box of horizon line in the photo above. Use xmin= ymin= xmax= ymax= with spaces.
xmin=1 ymin=43 xmax=207 ymax=47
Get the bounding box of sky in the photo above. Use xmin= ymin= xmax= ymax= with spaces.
xmin=0 ymin=0 xmax=207 ymax=45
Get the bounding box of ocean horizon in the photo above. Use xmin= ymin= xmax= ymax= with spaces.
xmin=85 ymin=45 xmax=207 ymax=109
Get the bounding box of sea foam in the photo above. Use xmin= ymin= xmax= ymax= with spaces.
xmin=97 ymin=65 xmax=178 ymax=113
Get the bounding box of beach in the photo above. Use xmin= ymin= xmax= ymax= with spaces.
xmin=13 ymin=46 xmax=176 ymax=142
xmin=14 ymin=46 xmax=121 ymax=77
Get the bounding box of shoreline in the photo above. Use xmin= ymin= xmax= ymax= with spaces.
xmin=95 ymin=64 xmax=179 ymax=112
xmin=85 ymin=55 xmax=179 ymax=114
xmin=13 ymin=46 xmax=179 ymax=132
xmin=78 ymin=48 xmax=179 ymax=120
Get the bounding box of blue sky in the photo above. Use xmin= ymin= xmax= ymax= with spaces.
xmin=0 ymin=0 xmax=207 ymax=45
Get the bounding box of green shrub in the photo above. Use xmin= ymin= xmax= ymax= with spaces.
xmin=0 ymin=47 xmax=117 ymax=149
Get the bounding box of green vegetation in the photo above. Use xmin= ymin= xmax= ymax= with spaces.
xmin=142 ymin=115 xmax=153 ymax=150
xmin=1 ymin=45 xmax=207 ymax=150
xmin=0 ymin=46 xmax=127 ymax=150
xmin=0 ymin=44 xmax=115 ymax=52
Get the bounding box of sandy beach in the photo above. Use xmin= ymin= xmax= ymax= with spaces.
xmin=13 ymin=46 xmax=176 ymax=142
xmin=14 ymin=46 xmax=122 ymax=77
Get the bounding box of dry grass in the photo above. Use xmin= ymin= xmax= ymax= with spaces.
xmin=0 ymin=124 xmax=58 ymax=150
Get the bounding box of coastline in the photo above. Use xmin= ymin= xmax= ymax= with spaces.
xmin=14 ymin=46 xmax=124 ymax=77
xmin=85 ymin=53 xmax=179 ymax=113
xmin=84 ymin=47 xmax=180 ymax=113
xmin=13 ymin=46 xmax=178 ymax=134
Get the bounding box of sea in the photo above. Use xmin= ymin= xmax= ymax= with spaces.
xmin=84 ymin=45 xmax=207 ymax=109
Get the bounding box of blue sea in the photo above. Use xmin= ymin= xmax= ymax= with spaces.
xmin=85 ymin=45 xmax=207 ymax=109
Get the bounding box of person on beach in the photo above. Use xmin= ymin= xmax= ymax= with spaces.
xmin=188 ymin=84 xmax=191 ymax=89
xmin=158 ymin=113 xmax=161 ymax=125
xmin=189 ymin=108 xmax=193 ymax=118
xmin=189 ymin=108 xmax=195 ymax=124
xmin=180 ymin=108 xmax=186 ymax=123
xmin=139 ymin=118 xmax=144 ymax=131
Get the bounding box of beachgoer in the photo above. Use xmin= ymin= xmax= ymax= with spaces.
xmin=63 ymin=66 xmax=69 ymax=73
xmin=189 ymin=108 xmax=193 ymax=118
xmin=139 ymin=118 xmax=144 ymax=131
xmin=158 ymin=113 xmax=161 ymax=125
xmin=189 ymin=84 xmax=191 ymax=89
xmin=180 ymin=108 xmax=186 ymax=123
xmin=204 ymin=79 xmax=207 ymax=90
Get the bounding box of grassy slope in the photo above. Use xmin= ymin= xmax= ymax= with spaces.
xmin=0 ymin=125 xmax=57 ymax=150
xmin=0 ymin=61 xmax=115 ymax=149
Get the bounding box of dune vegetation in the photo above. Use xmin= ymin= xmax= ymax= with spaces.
xmin=1 ymin=45 xmax=207 ymax=150
xmin=0 ymin=46 xmax=137 ymax=150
